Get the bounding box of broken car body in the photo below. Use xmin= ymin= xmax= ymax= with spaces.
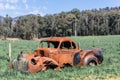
xmin=10 ymin=37 xmax=103 ymax=73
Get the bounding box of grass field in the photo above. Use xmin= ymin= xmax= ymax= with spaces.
xmin=0 ymin=35 xmax=120 ymax=80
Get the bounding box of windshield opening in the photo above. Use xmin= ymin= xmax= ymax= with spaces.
xmin=40 ymin=41 xmax=59 ymax=48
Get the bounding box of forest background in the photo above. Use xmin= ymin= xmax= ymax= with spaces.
xmin=0 ymin=7 xmax=120 ymax=39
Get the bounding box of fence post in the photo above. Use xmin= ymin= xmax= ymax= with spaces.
xmin=8 ymin=42 xmax=11 ymax=61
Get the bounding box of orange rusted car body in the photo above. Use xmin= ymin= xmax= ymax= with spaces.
xmin=10 ymin=37 xmax=103 ymax=73
xmin=10 ymin=54 xmax=60 ymax=73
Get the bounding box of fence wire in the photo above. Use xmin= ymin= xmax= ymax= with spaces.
xmin=0 ymin=40 xmax=39 ymax=60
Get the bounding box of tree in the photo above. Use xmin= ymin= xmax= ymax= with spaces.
xmin=3 ymin=15 xmax=12 ymax=39
xmin=2 ymin=6 xmax=120 ymax=38
xmin=0 ymin=19 xmax=4 ymax=37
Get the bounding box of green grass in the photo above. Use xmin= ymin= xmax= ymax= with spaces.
xmin=0 ymin=35 xmax=120 ymax=80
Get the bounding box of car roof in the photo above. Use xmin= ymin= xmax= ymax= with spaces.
xmin=41 ymin=37 xmax=74 ymax=42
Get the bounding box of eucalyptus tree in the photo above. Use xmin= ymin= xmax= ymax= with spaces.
xmin=65 ymin=13 xmax=76 ymax=36
xmin=3 ymin=15 xmax=12 ymax=39
xmin=0 ymin=19 xmax=4 ymax=36
xmin=43 ymin=15 xmax=54 ymax=37
xmin=36 ymin=14 xmax=44 ymax=37
xmin=55 ymin=12 xmax=68 ymax=36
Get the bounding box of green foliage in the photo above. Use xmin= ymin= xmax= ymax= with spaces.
xmin=1 ymin=7 xmax=120 ymax=39
xmin=13 ymin=7 xmax=120 ymax=37
xmin=0 ymin=15 xmax=12 ymax=39
xmin=0 ymin=35 xmax=120 ymax=80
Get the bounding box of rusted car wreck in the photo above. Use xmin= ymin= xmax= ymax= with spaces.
xmin=10 ymin=37 xmax=103 ymax=73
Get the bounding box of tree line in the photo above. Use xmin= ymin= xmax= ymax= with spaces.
xmin=0 ymin=6 xmax=120 ymax=39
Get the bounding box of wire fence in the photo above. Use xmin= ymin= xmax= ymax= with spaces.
xmin=0 ymin=42 xmax=9 ymax=65
xmin=0 ymin=40 xmax=39 ymax=61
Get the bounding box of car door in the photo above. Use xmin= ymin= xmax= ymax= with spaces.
xmin=58 ymin=41 xmax=75 ymax=67
xmin=59 ymin=41 xmax=80 ymax=66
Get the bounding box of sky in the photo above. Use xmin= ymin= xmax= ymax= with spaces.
xmin=0 ymin=0 xmax=120 ymax=18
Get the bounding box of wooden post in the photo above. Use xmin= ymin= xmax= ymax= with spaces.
xmin=9 ymin=42 xmax=11 ymax=61
xmin=79 ymin=42 xmax=81 ymax=50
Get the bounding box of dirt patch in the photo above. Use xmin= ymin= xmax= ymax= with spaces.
xmin=0 ymin=38 xmax=47 ymax=41
xmin=106 ymin=75 xmax=120 ymax=80
xmin=6 ymin=38 xmax=21 ymax=40
xmin=0 ymin=38 xmax=21 ymax=40
xmin=79 ymin=75 xmax=120 ymax=80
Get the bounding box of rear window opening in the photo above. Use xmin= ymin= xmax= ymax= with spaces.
xmin=60 ymin=41 xmax=76 ymax=49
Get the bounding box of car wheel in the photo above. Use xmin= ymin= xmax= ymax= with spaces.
xmin=88 ymin=60 xmax=97 ymax=66
xmin=84 ymin=56 xmax=97 ymax=66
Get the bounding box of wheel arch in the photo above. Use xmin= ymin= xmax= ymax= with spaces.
xmin=84 ymin=56 xmax=98 ymax=66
